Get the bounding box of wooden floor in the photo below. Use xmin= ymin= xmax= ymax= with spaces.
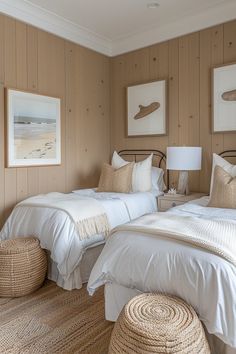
xmin=0 ymin=280 xmax=114 ymax=353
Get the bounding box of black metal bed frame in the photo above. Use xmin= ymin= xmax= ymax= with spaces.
xmin=118 ymin=149 xmax=169 ymax=189
xmin=117 ymin=149 xmax=236 ymax=191
xmin=219 ymin=150 xmax=236 ymax=159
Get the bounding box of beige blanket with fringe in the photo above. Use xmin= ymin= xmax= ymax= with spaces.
xmin=110 ymin=212 xmax=236 ymax=265
xmin=17 ymin=192 xmax=110 ymax=240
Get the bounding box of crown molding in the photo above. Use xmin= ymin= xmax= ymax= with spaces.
xmin=0 ymin=0 xmax=235 ymax=57
xmin=111 ymin=1 xmax=236 ymax=56
xmin=0 ymin=0 xmax=112 ymax=56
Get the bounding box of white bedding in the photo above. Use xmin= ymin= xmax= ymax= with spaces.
xmin=88 ymin=197 xmax=236 ymax=348
xmin=0 ymin=188 xmax=158 ymax=289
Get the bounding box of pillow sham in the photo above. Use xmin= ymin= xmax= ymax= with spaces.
xmin=112 ymin=151 xmax=153 ymax=192
xmin=210 ymin=153 xmax=236 ymax=196
xmin=97 ymin=162 xmax=134 ymax=193
xmin=151 ymin=167 xmax=166 ymax=193
xmin=208 ymin=165 xmax=236 ymax=209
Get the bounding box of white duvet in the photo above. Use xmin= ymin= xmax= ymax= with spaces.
xmin=0 ymin=189 xmax=157 ymax=285
xmin=88 ymin=197 xmax=236 ymax=348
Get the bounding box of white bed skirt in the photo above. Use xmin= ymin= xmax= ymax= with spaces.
xmin=104 ymin=283 xmax=236 ymax=354
xmin=47 ymin=244 xmax=104 ymax=290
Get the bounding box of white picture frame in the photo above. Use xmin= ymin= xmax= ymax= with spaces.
xmin=126 ymin=79 xmax=167 ymax=137
xmin=212 ymin=62 xmax=236 ymax=133
xmin=6 ymin=88 xmax=61 ymax=167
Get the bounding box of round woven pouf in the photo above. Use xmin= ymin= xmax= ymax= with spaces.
xmin=0 ymin=237 xmax=47 ymax=297
xmin=109 ymin=293 xmax=210 ymax=354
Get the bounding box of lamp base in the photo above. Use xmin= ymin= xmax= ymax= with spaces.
xmin=177 ymin=171 xmax=189 ymax=195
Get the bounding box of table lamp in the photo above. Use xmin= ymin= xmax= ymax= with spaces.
xmin=166 ymin=147 xmax=202 ymax=195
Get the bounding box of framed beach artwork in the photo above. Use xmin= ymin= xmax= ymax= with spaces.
xmin=212 ymin=62 xmax=236 ymax=133
xmin=5 ymin=89 xmax=61 ymax=167
xmin=126 ymin=79 xmax=167 ymax=137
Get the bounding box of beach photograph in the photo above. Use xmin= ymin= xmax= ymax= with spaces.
xmin=14 ymin=115 xmax=57 ymax=160
xmin=7 ymin=89 xmax=61 ymax=167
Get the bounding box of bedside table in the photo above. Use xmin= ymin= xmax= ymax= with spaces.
xmin=158 ymin=193 xmax=206 ymax=212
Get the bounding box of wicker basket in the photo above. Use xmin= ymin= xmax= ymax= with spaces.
xmin=0 ymin=237 xmax=47 ymax=297
xmin=109 ymin=293 xmax=210 ymax=354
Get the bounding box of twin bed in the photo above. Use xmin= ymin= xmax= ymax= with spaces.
xmin=87 ymin=150 xmax=236 ymax=354
xmin=1 ymin=149 xmax=236 ymax=354
xmin=88 ymin=196 xmax=236 ymax=354
xmin=0 ymin=150 xmax=166 ymax=290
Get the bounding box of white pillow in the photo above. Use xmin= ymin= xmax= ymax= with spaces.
xmin=210 ymin=153 xmax=236 ymax=195
xmin=112 ymin=151 xmax=152 ymax=192
xmin=151 ymin=167 xmax=166 ymax=193
xmin=112 ymin=151 xmax=128 ymax=169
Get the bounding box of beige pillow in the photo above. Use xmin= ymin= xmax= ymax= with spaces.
xmin=97 ymin=162 xmax=134 ymax=193
xmin=208 ymin=166 xmax=236 ymax=209
xmin=210 ymin=153 xmax=236 ymax=196
xmin=112 ymin=151 xmax=153 ymax=192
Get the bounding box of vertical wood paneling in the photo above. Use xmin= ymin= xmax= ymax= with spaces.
xmin=65 ymin=42 xmax=78 ymax=191
xmin=0 ymin=15 xmax=4 ymax=84
xmin=223 ymin=21 xmax=236 ymax=62
xmin=211 ymin=26 xmax=224 ymax=154
xmin=111 ymin=19 xmax=236 ymax=193
xmin=168 ymin=39 xmax=179 ymax=147
xmin=149 ymin=42 xmax=169 ymax=154
xmin=76 ymin=47 xmax=110 ymax=187
xmin=4 ymin=17 xmax=17 ymax=219
xmin=110 ymin=55 xmax=126 ymax=151
xmin=0 ymin=14 xmax=110 ymax=223
xmin=123 ymin=49 xmax=150 ymax=151
xmin=0 ymin=83 xmax=4 ymax=228
xmin=16 ymin=22 xmax=27 ymax=89
xmin=168 ymin=39 xmax=179 ymax=188
xmin=179 ymin=33 xmax=200 ymax=191
xmin=27 ymin=25 xmax=39 ymax=196
xmin=37 ymin=31 xmax=66 ymax=193
xmin=223 ymin=21 xmax=236 ymax=151
xmin=27 ymin=25 xmax=38 ymax=92
xmin=1 ymin=13 xmax=236 ymax=223
xmin=179 ymin=33 xmax=200 ymax=147
xmin=16 ymin=22 xmax=28 ymax=202
xmin=199 ymin=28 xmax=212 ymax=193
xmin=0 ymin=15 xmax=4 ymax=228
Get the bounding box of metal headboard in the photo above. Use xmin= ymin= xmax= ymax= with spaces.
xmin=219 ymin=150 xmax=236 ymax=160
xmin=118 ymin=149 xmax=169 ymax=189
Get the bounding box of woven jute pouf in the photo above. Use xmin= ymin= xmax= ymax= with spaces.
xmin=0 ymin=237 xmax=47 ymax=297
xmin=109 ymin=293 xmax=210 ymax=354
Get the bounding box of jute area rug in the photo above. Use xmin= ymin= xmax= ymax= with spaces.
xmin=0 ymin=280 xmax=114 ymax=353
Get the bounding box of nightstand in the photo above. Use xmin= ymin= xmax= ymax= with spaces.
xmin=158 ymin=193 xmax=206 ymax=212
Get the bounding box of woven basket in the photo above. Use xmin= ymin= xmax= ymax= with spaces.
xmin=0 ymin=237 xmax=47 ymax=297
xmin=109 ymin=293 xmax=210 ymax=354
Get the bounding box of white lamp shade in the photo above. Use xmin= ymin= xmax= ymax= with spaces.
xmin=167 ymin=147 xmax=202 ymax=171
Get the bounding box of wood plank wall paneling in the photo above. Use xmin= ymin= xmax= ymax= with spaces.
xmin=110 ymin=19 xmax=236 ymax=194
xmin=0 ymin=14 xmax=110 ymax=227
xmin=0 ymin=14 xmax=236 ymax=227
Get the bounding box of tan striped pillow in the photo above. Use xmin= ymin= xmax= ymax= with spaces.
xmin=97 ymin=162 xmax=134 ymax=193
xmin=208 ymin=165 xmax=236 ymax=209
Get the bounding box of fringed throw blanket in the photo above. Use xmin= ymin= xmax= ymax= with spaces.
xmin=17 ymin=192 xmax=110 ymax=240
xmin=110 ymin=213 xmax=236 ymax=265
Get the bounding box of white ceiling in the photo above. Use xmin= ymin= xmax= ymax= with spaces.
xmin=0 ymin=0 xmax=236 ymax=56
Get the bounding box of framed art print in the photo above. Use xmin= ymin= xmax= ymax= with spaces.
xmin=212 ymin=62 xmax=236 ymax=133
xmin=126 ymin=79 xmax=167 ymax=137
xmin=6 ymin=88 xmax=61 ymax=167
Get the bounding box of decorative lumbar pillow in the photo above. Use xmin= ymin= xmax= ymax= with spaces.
xmin=208 ymin=165 xmax=236 ymax=209
xmin=97 ymin=162 xmax=134 ymax=193
xmin=210 ymin=153 xmax=236 ymax=196
xmin=112 ymin=151 xmax=153 ymax=192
